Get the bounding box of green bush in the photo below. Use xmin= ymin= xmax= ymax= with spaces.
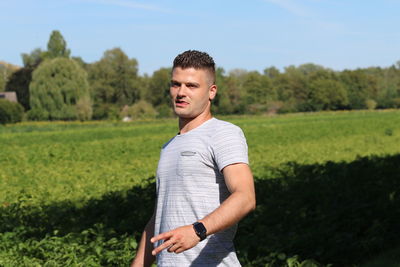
xmin=76 ymin=96 xmax=93 ymax=121
xmin=0 ymin=99 xmax=24 ymax=124
xmin=120 ymin=100 xmax=157 ymax=120
xmin=155 ymin=103 xmax=174 ymax=118
xmin=92 ymin=103 xmax=120 ymax=120
xmin=365 ymin=99 xmax=377 ymax=110
xmin=26 ymin=108 xmax=49 ymax=121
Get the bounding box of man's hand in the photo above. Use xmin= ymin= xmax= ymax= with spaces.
xmin=151 ymin=225 xmax=200 ymax=255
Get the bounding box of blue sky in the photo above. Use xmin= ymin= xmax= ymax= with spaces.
xmin=1 ymin=0 xmax=399 ymax=75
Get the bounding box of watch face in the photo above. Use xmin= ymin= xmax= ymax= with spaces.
xmin=193 ymin=222 xmax=207 ymax=240
xmin=194 ymin=222 xmax=206 ymax=232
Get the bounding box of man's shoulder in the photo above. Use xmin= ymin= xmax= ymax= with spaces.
xmin=161 ymin=136 xmax=176 ymax=149
xmin=209 ymin=118 xmax=244 ymax=135
xmin=206 ymin=118 xmax=247 ymax=147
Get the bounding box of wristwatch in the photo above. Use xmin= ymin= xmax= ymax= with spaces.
xmin=192 ymin=222 xmax=207 ymax=241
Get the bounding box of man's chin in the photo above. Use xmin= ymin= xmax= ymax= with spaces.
xmin=174 ymin=110 xmax=195 ymax=119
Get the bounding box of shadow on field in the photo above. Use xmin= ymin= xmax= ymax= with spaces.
xmin=0 ymin=177 xmax=156 ymax=241
xmin=237 ymin=153 xmax=400 ymax=266
xmin=1 ymin=154 xmax=400 ymax=266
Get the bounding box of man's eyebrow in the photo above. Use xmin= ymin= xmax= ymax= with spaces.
xmin=170 ymin=80 xmax=200 ymax=87
xmin=186 ymin=82 xmax=200 ymax=87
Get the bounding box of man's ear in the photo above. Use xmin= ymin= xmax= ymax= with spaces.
xmin=209 ymin=84 xmax=217 ymax=101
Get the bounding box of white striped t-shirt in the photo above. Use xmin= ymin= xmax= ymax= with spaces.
xmin=154 ymin=117 xmax=249 ymax=267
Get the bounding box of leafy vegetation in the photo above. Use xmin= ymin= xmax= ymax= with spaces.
xmin=0 ymin=61 xmax=19 ymax=91
xmin=0 ymin=99 xmax=24 ymax=124
xmin=1 ymin=110 xmax=400 ymax=266
xmin=28 ymin=57 xmax=91 ymax=121
xmin=2 ymin=30 xmax=400 ymax=124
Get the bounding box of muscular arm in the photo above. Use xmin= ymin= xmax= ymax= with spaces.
xmin=199 ymin=163 xmax=256 ymax=235
xmin=130 ymin=213 xmax=156 ymax=267
xmin=151 ymin=163 xmax=255 ymax=255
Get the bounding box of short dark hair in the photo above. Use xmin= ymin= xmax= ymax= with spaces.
xmin=173 ymin=50 xmax=216 ymax=84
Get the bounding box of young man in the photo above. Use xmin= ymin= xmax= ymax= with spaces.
xmin=131 ymin=50 xmax=256 ymax=267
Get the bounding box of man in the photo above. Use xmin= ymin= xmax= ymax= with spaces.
xmin=131 ymin=50 xmax=255 ymax=267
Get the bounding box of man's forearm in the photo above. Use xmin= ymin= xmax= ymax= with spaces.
xmin=131 ymin=214 xmax=156 ymax=267
xmin=199 ymin=163 xmax=256 ymax=237
xmin=149 ymin=191 xmax=255 ymax=256
xmin=199 ymin=189 xmax=255 ymax=236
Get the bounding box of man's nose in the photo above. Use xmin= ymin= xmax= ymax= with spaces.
xmin=177 ymin=85 xmax=188 ymax=96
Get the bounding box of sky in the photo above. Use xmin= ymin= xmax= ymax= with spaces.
xmin=1 ymin=0 xmax=400 ymax=75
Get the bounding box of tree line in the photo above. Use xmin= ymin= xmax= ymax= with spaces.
xmin=1 ymin=30 xmax=400 ymax=122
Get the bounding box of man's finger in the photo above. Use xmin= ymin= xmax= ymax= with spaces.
xmin=151 ymin=231 xmax=172 ymax=243
xmin=152 ymin=239 xmax=175 ymax=256
xmin=167 ymin=242 xmax=181 ymax=253
xmin=174 ymin=246 xmax=185 ymax=254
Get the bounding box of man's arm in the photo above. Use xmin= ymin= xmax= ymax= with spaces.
xmin=130 ymin=213 xmax=156 ymax=267
xmin=151 ymin=163 xmax=255 ymax=255
xmin=198 ymin=163 xmax=256 ymax=235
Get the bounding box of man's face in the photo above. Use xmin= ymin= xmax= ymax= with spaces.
xmin=170 ymin=67 xmax=216 ymax=119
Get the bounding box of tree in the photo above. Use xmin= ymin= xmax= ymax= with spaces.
xmin=7 ymin=31 xmax=73 ymax=112
xmin=340 ymin=70 xmax=378 ymax=109
xmin=6 ymin=48 xmax=48 ymax=111
xmin=276 ymin=66 xmax=309 ymax=112
xmin=0 ymin=61 xmax=20 ymax=91
xmin=375 ymin=65 xmax=400 ymax=108
xmin=242 ymin=71 xmax=273 ymax=114
xmin=0 ymin=64 xmax=9 ymax=91
xmin=146 ymin=67 xmax=171 ymax=107
xmin=263 ymin=66 xmax=280 ymax=79
xmin=218 ymin=69 xmax=249 ymax=114
xmin=297 ymin=63 xmax=325 ymax=76
xmin=211 ymin=67 xmax=227 ymax=114
xmin=308 ymin=78 xmax=348 ymax=110
xmin=88 ymin=48 xmax=140 ymax=108
xmin=4 ymin=48 xmax=47 ymax=111
xmin=21 ymin=48 xmax=46 ymax=68
xmin=274 ymin=64 xmax=335 ymax=112
xmin=29 ymin=58 xmax=91 ymax=120
xmin=0 ymin=67 xmax=5 ymax=91
xmin=6 ymin=68 xmax=32 ymax=110
xmin=46 ymin=30 xmax=71 ymax=59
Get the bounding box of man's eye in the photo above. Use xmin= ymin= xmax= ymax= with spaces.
xmin=171 ymin=82 xmax=180 ymax=87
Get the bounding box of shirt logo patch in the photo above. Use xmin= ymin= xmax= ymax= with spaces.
xmin=181 ymin=151 xmax=196 ymax=156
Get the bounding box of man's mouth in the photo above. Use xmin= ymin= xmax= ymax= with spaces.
xmin=175 ymin=100 xmax=189 ymax=107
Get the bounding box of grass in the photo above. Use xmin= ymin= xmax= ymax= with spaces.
xmin=1 ymin=109 xmax=400 ymax=266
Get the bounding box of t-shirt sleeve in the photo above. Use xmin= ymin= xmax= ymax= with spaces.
xmin=211 ymin=124 xmax=249 ymax=172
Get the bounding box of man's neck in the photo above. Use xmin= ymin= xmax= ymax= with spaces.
xmin=179 ymin=112 xmax=213 ymax=134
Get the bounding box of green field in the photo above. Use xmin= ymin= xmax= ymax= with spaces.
xmin=1 ymin=110 xmax=400 ymax=266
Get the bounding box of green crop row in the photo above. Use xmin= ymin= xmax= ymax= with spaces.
xmin=1 ymin=110 xmax=400 ymax=266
